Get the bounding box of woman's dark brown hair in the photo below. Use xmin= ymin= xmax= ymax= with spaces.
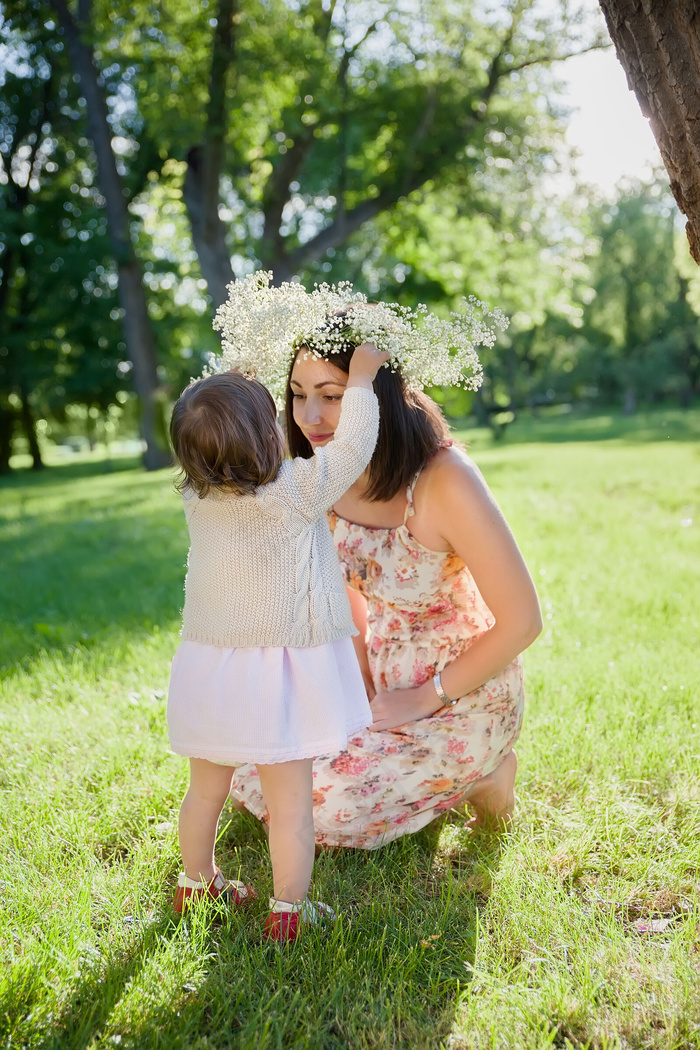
xmin=285 ymin=337 xmax=452 ymax=503
xmin=171 ymin=371 xmax=284 ymax=498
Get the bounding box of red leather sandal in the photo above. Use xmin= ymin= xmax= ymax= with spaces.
xmin=264 ymin=898 xmax=336 ymax=943
xmin=173 ymin=869 xmax=255 ymax=914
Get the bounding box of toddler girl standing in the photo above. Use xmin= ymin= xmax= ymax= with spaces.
xmin=167 ymin=342 xmax=387 ymax=941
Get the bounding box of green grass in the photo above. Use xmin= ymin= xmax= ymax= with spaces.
xmin=1 ymin=408 xmax=699 ymax=1049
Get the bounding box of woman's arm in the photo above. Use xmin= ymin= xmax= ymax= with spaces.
xmin=346 ymin=585 xmax=376 ymax=701
xmin=369 ymin=452 xmax=542 ymax=732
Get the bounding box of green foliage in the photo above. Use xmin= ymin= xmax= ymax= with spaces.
xmin=584 ymin=182 xmax=678 ymax=402
xmin=0 ymin=6 xmax=216 ymax=461
xmin=0 ymin=14 xmax=127 ymax=461
xmin=494 ymin=180 xmax=700 ymax=415
xmin=1 ymin=409 xmax=699 ymax=1047
xmin=23 ymin=0 xmax=599 ymax=284
xmin=2 ymin=0 xmax=698 ymax=468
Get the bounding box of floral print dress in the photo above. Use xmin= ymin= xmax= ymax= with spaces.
xmin=231 ymin=462 xmax=525 ymax=849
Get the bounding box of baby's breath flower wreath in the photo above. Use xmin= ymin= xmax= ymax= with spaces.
xmin=212 ymin=270 xmax=508 ymax=403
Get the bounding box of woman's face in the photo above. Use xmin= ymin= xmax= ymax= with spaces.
xmin=289 ymin=351 xmax=348 ymax=448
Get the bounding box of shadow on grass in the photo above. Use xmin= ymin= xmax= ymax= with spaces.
xmin=1 ymin=454 xmax=145 ymax=490
xmin=5 ymin=405 xmax=698 ymax=671
xmin=173 ymin=811 xmax=497 ymax=1049
xmin=1 ymin=467 xmax=186 ymax=674
xmin=0 ymin=911 xmax=177 ymax=1049
xmin=27 ymin=815 xmax=497 ymax=1050
xmin=25 ymin=914 xmax=179 ymax=1050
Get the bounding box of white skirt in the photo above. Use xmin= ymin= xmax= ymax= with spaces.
xmin=167 ymin=637 xmax=372 ymax=765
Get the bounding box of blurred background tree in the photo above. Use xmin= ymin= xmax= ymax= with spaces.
xmin=1 ymin=0 xmax=698 ymax=470
xmin=0 ymin=14 xmax=125 ymax=470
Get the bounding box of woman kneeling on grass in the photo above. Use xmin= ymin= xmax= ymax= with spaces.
xmin=222 ymin=275 xmax=543 ymax=849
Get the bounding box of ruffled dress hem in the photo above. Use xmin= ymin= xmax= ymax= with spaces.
xmin=167 ymin=637 xmax=371 ymax=764
xmin=170 ymin=713 xmax=372 ymax=766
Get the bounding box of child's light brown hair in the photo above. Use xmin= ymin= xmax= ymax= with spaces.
xmin=170 ymin=371 xmax=284 ymax=498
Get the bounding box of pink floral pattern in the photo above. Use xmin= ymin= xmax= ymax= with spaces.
xmin=231 ymin=478 xmax=524 ymax=849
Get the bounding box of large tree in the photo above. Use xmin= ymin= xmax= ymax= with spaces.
xmin=3 ymin=0 xmax=172 ymax=469
xmin=190 ymin=0 xmax=606 ymax=295
xmin=598 ymin=1 xmax=700 ymax=264
xmin=0 ymin=16 xmax=125 ymax=470
xmin=100 ymin=0 xmax=605 ymax=300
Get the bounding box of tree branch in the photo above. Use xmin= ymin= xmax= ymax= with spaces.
xmin=338 ymin=19 xmax=381 ymax=83
xmin=260 ymin=5 xmax=379 ymax=267
xmin=273 ymin=16 xmax=611 ymax=280
xmin=279 ymin=160 xmax=449 ymax=280
xmin=504 ymin=40 xmax=612 ymax=75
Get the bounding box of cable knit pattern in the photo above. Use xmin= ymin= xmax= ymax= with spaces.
xmin=180 ymin=386 xmax=379 ymax=648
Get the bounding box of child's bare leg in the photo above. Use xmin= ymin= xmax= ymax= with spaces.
xmin=465 ymin=749 xmax=517 ymax=829
xmin=257 ymin=759 xmax=314 ymax=904
xmin=179 ymin=758 xmax=235 ymax=882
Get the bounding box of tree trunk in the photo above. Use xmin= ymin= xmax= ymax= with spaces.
xmin=183 ymin=145 xmax=235 ymax=310
xmin=18 ymin=389 xmax=44 ymax=470
xmin=598 ymin=1 xmax=700 ymax=263
xmin=51 ymin=0 xmax=170 ymax=470
xmin=0 ymin=405 xmax=15 ymax=474
xmin=506 ymin=345 xmax=519 ymax=421
xmin=86 ymin=405 xmax=96 ymax=451
xmin=473 ymin=387 xmax=491 ymax=428
xmin=675 ymin=274 xmax=699 ymax=405
xmin=183 ymin=0 xmax=238 ymax=310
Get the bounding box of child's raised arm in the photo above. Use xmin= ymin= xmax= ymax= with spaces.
xmin=261 ymin=343 xmax=389 ymax=522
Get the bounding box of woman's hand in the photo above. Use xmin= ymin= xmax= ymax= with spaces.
xmin=368 ymin=682 xmax=440 ymax=733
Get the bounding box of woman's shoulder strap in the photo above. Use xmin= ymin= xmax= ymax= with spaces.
xmin=402 ymin=441 xmax=453 ymax=524
xmin=402 ymin=467 xmax=423 ymax=523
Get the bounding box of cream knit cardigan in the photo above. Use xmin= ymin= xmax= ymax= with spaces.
xmin=180 ymin=385 xmax=379 ymax=648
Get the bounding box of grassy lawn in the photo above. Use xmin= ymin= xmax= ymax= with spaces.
xmin=1 ymin=407 xmax=699 ymax=1050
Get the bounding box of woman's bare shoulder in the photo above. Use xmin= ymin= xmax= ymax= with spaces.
xmin=422 ymin=444 xmax=488 ymax=501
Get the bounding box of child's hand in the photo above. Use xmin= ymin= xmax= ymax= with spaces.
xmin=347 ymin=342 xmax=391 ymax=389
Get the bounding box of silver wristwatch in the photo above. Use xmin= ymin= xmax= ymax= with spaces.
xmin=433 ymin=671 xmax=458 ymax=708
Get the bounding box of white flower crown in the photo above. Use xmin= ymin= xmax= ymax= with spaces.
xmin=211 ymin=271 xmax=507 ymax=403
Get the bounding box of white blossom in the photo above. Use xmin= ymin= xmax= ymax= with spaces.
xmin=211 ymin=270 xmax=507 ymax=403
